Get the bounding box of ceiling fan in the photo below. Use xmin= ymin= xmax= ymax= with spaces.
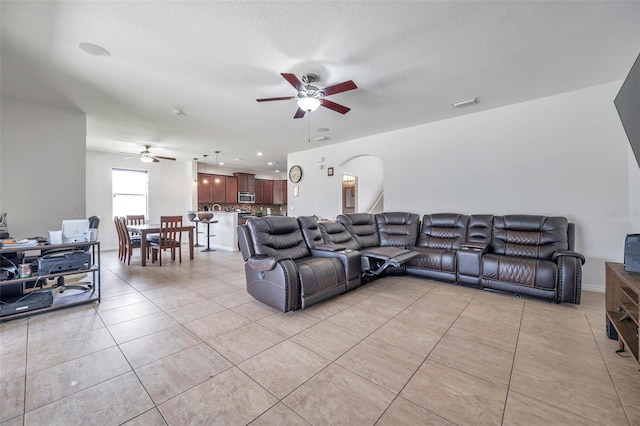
xmin=257 ymin=73 xmax=357 ymax=119
xmin=138 ymin=144 xmax=176 ymax=163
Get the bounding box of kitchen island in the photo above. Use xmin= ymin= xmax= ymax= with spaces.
xmin=191 ymin=211 xmax=239 ymax=252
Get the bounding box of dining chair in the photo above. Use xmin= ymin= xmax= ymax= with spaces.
xmin=118 ymin=217 xmax=145 ymax=265
xmin=114 ymin=216 xmax=125 ymax=261
xmin=150 ymin=215 xmax=183 ymax=266
xmin=126 ymin=214 xmax=145 ymax=237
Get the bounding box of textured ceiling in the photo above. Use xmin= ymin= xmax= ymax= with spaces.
xmin=2 ymin=1 xmax=639 ymax=172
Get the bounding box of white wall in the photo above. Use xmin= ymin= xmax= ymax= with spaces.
xmin=0 ymin=97 xmax=86 ymax=238
xmin=288 ymin=82 xmax=633 ymax=290
xmin=86 ymin=151 xmax=193 ymax=250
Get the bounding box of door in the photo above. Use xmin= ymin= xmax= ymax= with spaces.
xmin=342 ymin=175 xmax=356 ymax=214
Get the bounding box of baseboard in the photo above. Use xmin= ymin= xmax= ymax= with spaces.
xmin=582 ymin=283 xmax=605 ymax=293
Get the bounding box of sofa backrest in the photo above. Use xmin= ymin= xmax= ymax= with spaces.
xmin=297 ymin=216 xmax=325 ymax=249
xmin=337 ymin=213 xmax=380 ymax=248
xmin=375 ymin=212 xmax=420 ymax=247
xmin=466 ymin=215 xmax=494 ymax=245
xmin=418 ymin=213 xmax=469 ymax=249
xmin=318 ymin=221 xmax=361 ymax=250
xmin=245 ymin=216 xmax=310 ymax=260
xmin=492 ymin=215 xmax=568 ymax=259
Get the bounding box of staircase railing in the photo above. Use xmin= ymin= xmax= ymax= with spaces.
xmin=367 ymin=192 xmax=384 ymax=214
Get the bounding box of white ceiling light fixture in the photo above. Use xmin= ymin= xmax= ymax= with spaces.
xmin=451 ymin=97 xmax=479 ymax=108
xmin=140 ymin=155 xmax=154 ymax=163
xmin=78 ymin=42 xmax=110 ymax=57
xmin=297 ymin=96 xmax=321 ymax=112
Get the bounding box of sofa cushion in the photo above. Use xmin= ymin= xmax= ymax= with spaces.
xmin=409 ymin=247 xmax=456 ymax=273
xmin=492 ymin=215 xmax=568 ymax=260
xmin=482 ymin=254 xmax=557 ymax=290
xmin=246 ymin=216 xmax=310 ymax=260
xmin=319 ymin=221 xmax=361 ymax=250
xmin=417 ymin=213 xmax=469 ymax=249
xmin=375 ymin=212 xmax=420 ymax=247
xmin=337 ymin=213 xmax=379 ymax=248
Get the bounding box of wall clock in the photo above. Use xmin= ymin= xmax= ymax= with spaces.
xmin=289 ymin=165 xmax=302 ymax=183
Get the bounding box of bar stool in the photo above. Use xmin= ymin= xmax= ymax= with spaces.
xmin=198 ymin=212 xmax=218 ymax=252
xmin=187 ymin=212 xmax=203 ymax=247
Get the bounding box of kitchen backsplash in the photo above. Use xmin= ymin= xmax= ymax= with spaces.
xmin=198 ymin=203 xmax=287 ymax=215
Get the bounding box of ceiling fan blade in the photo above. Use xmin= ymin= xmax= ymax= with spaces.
xmin=321 ymin=99 xmax=351 ymax=114
xmin=281 ymin=73 xmax=305 ymax=92
xmin=153 ymin=158 xmax=160 ymax=163
xmin=293 ymin=107 xmax=306 ymax=119
xmin=256 ymin=96 xmax=296 ymax=102
xmin=321 ymin=80 xmax=357 ymax=96
xmin=155 ymin=156 xmax=176 ymax=161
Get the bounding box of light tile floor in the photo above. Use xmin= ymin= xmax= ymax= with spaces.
xmin=1 ymin=249 xmax=639 ymax=425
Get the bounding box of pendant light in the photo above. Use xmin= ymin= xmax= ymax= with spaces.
xmin=214 ymin=151 xmax=221 ymax=183
xmin=193 ymin=157 xmax=198 ymax=183
xmin=202 ymin=154 xmax=209 ymax=183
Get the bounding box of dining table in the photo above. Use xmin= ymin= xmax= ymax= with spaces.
xmin=127 ymin=223 xmax=195 ymax=266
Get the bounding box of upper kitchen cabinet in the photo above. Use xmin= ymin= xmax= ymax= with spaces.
xmin=198 ymin=173 xmax=213 ymax=204
xmin=254 ymin=179 xmax=264 ymax=204
xmin=212 ymin=175 xmax=226 ymax=203
xmin=234 ymin=173 xmax=255 ymax=193
xmin=263 ymin=180 xmax=274 ymax=204
xmin=225 ymin=176 xmax=238 ymax=203
xmin=273 ymin=180 xmax=286 ymax=205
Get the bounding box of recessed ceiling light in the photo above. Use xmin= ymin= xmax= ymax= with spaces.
xmin=318 ymin=128 xmax=330 ymax=132
xmin=219 ymin=162 xmax=224 ymax=165
xmin=316 ymin=136 xmax=330 ymax=141
xmin=451 ymin=97 xmax=478 ymax=108
xmin=257 ymin=152 xmax=263 ymax=156
xmin=267 ymin=162 xmax=273 ymax=165
xmin=275 ymin=170 xmax=280 ymax=173
xmin=78 ymin=42 xmax=110 ymax=57
xmin=234 ymin=157 xmax=245 ymax=161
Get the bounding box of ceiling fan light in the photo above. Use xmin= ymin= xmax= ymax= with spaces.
xmin=297 ymin=97 xmax=321 ymax=112
xmin=140 ymin=156 xmax=154 ymax=163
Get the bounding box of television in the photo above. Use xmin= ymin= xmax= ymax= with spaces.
xmin=62 ymin=219 xmax=89 ymax=243
xmin=614 ymin=52 xmax=640 ymax=167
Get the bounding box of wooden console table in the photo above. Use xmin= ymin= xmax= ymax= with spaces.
xmin=605 ymin=262 xmax=640 ymax=364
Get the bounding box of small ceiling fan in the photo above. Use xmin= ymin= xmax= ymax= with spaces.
xmin=138 ymin=144 xmax=176 ymax=163
xmin=257 ymin=73 xmax=357 ymax=119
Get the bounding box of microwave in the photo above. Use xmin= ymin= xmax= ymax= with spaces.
xmin=238 ymin=192 xmax=255 ymax=203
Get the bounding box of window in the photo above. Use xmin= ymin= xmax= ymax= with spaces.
xmin=112 ymin=169 xmax=148 ymax=218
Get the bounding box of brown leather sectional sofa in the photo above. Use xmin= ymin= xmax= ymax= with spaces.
xmin=237 ymin=212 xmax=585 ymax=312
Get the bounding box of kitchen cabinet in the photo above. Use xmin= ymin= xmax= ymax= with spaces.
xmin=263 ymin=180 xmax=274 ymax=204
xmin=198 ymin=173 xmax=213 ymax=204
xmin=234 ymin=173 xmax=255 ymax=193
xmin=273 ymin=180 xmax=286 ymax=205
xmin=225 ymin=176 xmax=238 ymax=203
xmin=212 ymin=175 xmax=226 ymax=203
xmin=254 ymin=179 xmax=264 ymax=204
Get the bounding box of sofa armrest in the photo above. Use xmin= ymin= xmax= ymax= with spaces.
xmin=461 ymin=242 xmax=489 ymax=253
xmin=313 ymin=243 xmax=347 ymax=252
xmin=247 ymin=256 xmax=279 ymax=271
xmin=552 ymin=250 xmax=585 ymax=265
xmin=553 ymin=251 xmax=585 ymax=304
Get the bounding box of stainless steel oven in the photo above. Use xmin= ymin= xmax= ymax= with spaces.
xmin=238 ymin=192 xmax=255 ymax=203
